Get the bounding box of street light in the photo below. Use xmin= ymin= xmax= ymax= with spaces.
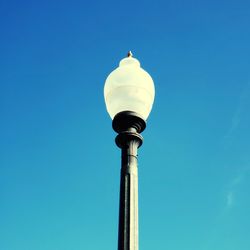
xmin=104 ymin=51 xmax=155 ymax=250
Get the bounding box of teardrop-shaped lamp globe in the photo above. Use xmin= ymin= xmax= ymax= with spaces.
xmin=104 ymin=54 xmax=155 ymax=120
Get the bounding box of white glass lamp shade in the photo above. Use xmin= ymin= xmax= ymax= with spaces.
xmin=104 ymin=55 xmax=155 ymax=120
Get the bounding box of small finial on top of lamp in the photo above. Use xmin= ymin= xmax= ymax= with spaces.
xmin=127 ymin=51 xmax=133 ymax=57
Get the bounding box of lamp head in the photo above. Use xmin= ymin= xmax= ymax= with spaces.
xmin=104 ymin=52 xmax=155 ymax=120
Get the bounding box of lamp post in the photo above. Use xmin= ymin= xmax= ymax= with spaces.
xmin=104 ymin=52 xmax=155 ymax=250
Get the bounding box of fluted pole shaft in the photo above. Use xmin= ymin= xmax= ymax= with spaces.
xmin=118 ymin=140 xmax=140 ymax=250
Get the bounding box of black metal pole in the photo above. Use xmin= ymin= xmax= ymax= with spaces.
xmin=112 ymin=111 xmax=146 ymax=250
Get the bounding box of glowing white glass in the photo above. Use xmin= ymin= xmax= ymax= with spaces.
xmin=104 ymin=54 xmax=155 ymax=120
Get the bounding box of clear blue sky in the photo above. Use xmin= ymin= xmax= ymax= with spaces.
xmin=1 ymin=0 xmax=250 ymax=249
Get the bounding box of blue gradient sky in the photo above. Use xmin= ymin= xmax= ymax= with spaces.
xmin=1 ymin=0 xmax=250 ymax=249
